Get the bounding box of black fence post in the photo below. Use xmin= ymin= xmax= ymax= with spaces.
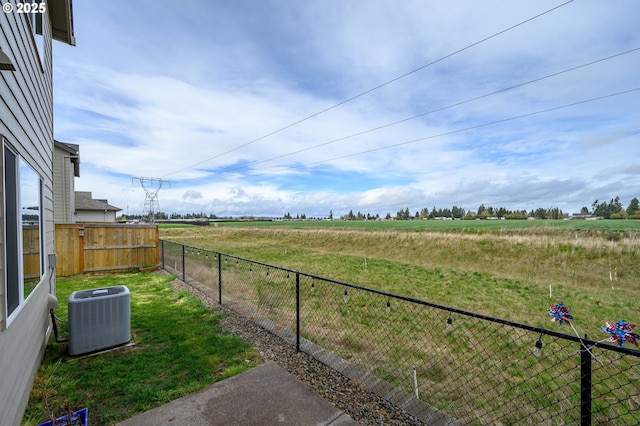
xmin=161 ymin=239 xmax=164 ymax=269
xmin=296 ymin=272 xmax=300 ymax=353
xmin=218 ymin=253 xmax=222 ymax=305
xmin=580 ymin=341 xmax=592 ymax=426
xmin=181 ymin=244 xmax=185 ymax=282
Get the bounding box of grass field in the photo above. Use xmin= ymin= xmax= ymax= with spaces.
xmin=161 ymin=219 xmax=640 ymax=333
xmin=160 ymin=220 xmax=640 ymax=424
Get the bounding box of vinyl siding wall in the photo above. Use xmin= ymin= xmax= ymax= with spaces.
xmin=75 ymin=209 xmax=118 ymax=223
xmin=53 ymin=145 xmax=75 ymax=223
xmin=0 ymin=2 xmax=56 ymax=425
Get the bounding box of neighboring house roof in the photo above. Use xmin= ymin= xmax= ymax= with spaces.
xmin=75 ymin=191 xmax=122 ymax=212
xmin=54 ymin=140 xmax=80 ymax=177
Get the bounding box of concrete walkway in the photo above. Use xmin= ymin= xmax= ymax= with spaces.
xmin=116 ymin=361 xmax=357 ymax=425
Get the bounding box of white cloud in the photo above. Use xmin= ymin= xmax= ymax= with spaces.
xmin=182 ymin=190 xmax=203 ymax=201
xmin=53 ymin=0 xmax=640 ymax=217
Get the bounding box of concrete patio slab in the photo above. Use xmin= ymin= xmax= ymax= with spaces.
xmin=115 ymin=361 xmax=357 ymax=425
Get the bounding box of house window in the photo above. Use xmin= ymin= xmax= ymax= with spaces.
xmin=24 ymin=0 xmax=46 ymax=69
xmin=4 ymin=144 xmax=43 ymax=322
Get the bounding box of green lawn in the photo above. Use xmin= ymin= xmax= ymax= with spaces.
xmin=22 ymin=272 xmax=260 ymax=426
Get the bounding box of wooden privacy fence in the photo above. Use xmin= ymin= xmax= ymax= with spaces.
xmin=23 ymin=225 xmax=41 ymax=281
xmin=55 ymin=223 xmax=159 ymax=277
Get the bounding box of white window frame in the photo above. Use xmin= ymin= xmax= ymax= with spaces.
xmin=3 ymin=141 xmax=45 ymax=327
xmin=24 ymin=0 xmax=46 ymax=72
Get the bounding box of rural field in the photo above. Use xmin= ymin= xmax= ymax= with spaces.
xmin=160 ymin=219 xmax=640 ymax=423
xmin=160 ymin=219 xmax=640 ymax=334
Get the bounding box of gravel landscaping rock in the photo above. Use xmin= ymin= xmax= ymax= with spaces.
xmin=168 ymin=274 xmax=427 ymax=425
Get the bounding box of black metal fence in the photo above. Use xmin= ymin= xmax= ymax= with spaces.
xmin=160 ymin=239 xmax=640 ymax=425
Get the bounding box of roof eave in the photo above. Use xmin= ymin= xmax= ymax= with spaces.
xmin=49 ymin=0 xmax=75 ymax=46
xmin=71 ymin=158 xmax=80 ymax=177
xmin=54 ymin=140 xmax=80 ymax=176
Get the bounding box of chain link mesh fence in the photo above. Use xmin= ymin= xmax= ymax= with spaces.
xmin=161 ymin=240 xmax=640 ymax=425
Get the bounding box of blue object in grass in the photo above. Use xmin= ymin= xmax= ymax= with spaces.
xmin=37 ymin=407 xmax=88 ymax=426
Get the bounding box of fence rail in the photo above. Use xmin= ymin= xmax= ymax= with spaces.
xmin=161 ymin=239 xmax=640 ymax=425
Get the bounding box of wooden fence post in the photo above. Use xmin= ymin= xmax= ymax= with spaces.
xmin=78 ymin=226 xmax=84 ymax=274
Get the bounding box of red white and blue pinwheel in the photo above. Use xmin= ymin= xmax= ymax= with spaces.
xmin=548 ymin=302 xmax=573 ymax=326
xmin=601 ymin=320 xmax=639 ymax=348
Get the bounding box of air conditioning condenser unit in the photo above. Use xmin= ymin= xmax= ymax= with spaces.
xmin=68 ymin=285 xmax=131 ymax=356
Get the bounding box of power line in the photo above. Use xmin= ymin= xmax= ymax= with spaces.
xmin=161 ymin=0 xmax=574 ymax=179
xmin=243 ymin=87 xmax=640 ymax=176
xmin=213 ymin=47 xmax=640 ymax=176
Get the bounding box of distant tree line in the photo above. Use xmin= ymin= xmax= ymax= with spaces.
xmin=333 ymin=196 xmax=640 ymax=221
xmin=117 ymin=196 xmax=640 ymax=222
xmin=118 ymin=212 xmax=228 ymax=221
xmin=386 ymin=205 xmax=565 ymax=220
xmin=284 ymin=212 xmax=309 ymax=220
xmin=589 ymin=196 xmax=640 ymax=219
xmin=340 ymin=210 xmax=381 ymax=221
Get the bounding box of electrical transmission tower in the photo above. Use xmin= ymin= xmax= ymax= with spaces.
xmin=133 ymin=177 xmax=170 ymax=222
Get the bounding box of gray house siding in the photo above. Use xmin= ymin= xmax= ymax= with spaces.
xmin=75 ymin=209 xmax=118 ymax=222
xmin=0 ymin=2 xmax=74 ymax=425
xmin=53 ymin=141 xmax=79 ymax=223
xmin=74 ymin=191 xmax=121 ymax=223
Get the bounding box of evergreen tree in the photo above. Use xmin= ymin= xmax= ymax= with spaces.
xmin=611 ymin=196 xmax=623 ymax=215
xmin=593 ymin=196 xmax=623 ymax=219
xmin=533 ymin=208 xmax=547 ymax=219
xmin=452 ymin=205 xmax=465 ymax=219
xmin=430 ymin=206 xmax=437 ymax=219
xmin=627 ymin=197 xmax=639 ymax=217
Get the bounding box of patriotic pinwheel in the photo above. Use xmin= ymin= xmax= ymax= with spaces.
xmin=548 ymin=302 xmax=573 ymax=326
xmin=601 ymin=320 xmax=639 ymax=348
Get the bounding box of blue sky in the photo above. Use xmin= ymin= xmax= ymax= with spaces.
xmin=52 ymin=0 xmax=640 ymax=218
